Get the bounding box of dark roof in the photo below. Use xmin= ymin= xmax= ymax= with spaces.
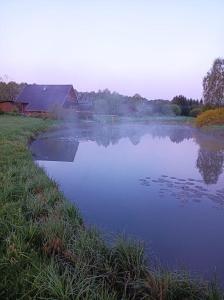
xmin=15 ymin=84 xmax=73 ymax=112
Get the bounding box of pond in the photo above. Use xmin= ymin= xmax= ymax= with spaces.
xmin=31 ymin=122 xmax=224 ymax=281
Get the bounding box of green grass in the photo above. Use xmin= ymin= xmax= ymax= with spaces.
xmin=0 ymin=115 xmax=223 ymax=299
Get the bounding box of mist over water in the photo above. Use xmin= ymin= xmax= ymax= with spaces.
xmin=31 ymin=121 xmax=224 ymax=281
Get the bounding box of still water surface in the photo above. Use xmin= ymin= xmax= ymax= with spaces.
xmin=31 ymin=122 xmax=224 ymax=280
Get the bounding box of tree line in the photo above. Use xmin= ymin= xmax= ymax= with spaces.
xmin=171 ymin=95 xmax=203 ymax=117
xmin=77 ymin=89 xmax=184 ymax=117
xmin=0 ymin=57 xmax=223 ymax=117
xmin=77 ymin=58 xmax=224 ymax=117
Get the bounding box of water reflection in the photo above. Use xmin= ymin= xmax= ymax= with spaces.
xmin=197 ymin=149 xmax=224 ymax=185
xmin=32 ymin=122 xmax=224 ymax=280
xmin=30 ymin=138 xmax=79 ymax=162
xmin=31 ymin=123 xmax=224 ymax=185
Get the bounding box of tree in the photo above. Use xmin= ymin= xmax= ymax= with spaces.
xmin=203 ymin=58 xmax=224 ymax=107
xmin=171 ymin=95 xmax=190 ymax=116
xmin=0 ymin=78 xmax=25 ymax=102
xmin=171 ymin=104 xmax=181 ymax=116
xmin=102 ymin=88 xmax=111 ymax=95
xmin=133 ymin=93 xmax=142 ymax=100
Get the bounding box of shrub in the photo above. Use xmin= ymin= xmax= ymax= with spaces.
xmin=189 ymin=107 xmax=202 ymax=117
xmin=196 ymin=108 xmax=224 ymax=127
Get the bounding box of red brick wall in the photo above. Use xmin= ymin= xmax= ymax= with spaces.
xmin=0 ymin=102 xmax=18 ymax=112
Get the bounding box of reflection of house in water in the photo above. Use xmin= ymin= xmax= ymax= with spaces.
xmin=30 ymin=138 xmax=79 ymax=162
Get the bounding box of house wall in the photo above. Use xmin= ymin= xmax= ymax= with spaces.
xmin=0 ymin=101 xmax=18 ymax=112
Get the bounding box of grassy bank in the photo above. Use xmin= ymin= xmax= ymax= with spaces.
xmin=0 ymin=115 xmax=222 ymax=299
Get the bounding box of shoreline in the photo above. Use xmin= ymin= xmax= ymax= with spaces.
xmin=0 ymin=114 xmax=222 ymax=299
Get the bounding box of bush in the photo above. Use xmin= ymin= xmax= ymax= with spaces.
xmin=196 ymin=108 xmax=224 ymax=127
xmin=189 ymin=107 xmax=202 ymax=117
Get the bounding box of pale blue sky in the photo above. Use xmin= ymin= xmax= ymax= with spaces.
xmin=0 ymin=0 xmax=223 ymax=99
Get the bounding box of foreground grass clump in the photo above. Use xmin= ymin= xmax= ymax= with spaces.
xmin=196 ymin=108 xmax=224 ymax=127
xmin=0 ymin=115 xmax=223 ymax=299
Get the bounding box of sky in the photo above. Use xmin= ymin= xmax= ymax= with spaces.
xmin=0 ymin=0 xmax=224 ymax=99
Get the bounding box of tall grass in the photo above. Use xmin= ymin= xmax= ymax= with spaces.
xmin=0 ymin=115 xmax=223 ymax=299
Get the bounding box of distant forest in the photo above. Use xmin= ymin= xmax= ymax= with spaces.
xmin=1 ymin=58 xmax=224 ymax=118
xmin=0 ymin=80 xmax=202 ymax=117
xmin=77 ymin=89 xmax=202 ymax=117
